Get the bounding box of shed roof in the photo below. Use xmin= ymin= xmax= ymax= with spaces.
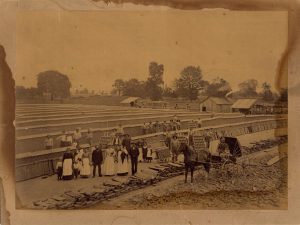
xmin=232 ymin=98 xmax=258 ymax=109
xmin=209 ymin=97 xmax=233 ymax=105
xmin=120 ymin=97 xmax=140 ymax=104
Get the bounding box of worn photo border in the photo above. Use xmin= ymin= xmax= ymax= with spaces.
xmin=0 ymin=0 xmax=299 ymax=224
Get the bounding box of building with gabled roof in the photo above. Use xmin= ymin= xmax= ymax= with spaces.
xmin=199 ymin=97 xmax=233 ymax=113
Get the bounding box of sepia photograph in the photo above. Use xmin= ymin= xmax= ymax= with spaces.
xmin=11 ymin=9 xmax=289 ymax=211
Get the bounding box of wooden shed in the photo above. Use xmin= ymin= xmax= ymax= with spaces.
xmin=199 ymin=97 xmax=233 ymax=113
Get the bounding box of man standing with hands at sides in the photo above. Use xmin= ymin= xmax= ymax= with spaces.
xmin=92 ymin=144 xmax=103 ymax=177
xmin=129 ymin=143 xmax=139 ymax=175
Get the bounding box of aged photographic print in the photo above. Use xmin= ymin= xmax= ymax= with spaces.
xmin=12 ymin=9 xmax=288 ymax=211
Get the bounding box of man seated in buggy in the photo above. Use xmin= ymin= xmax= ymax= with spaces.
xmin=216 ymin=136 xmax=237 ymax=163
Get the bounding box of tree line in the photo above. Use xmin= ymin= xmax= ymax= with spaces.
xmin=15 ymin=64 xmax=288 ymax=103
xmin=112 ymin=62 xmax=287 ymax=102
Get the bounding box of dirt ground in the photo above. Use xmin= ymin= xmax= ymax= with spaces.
xmin=90 ymin=144 xmax=287 ymax=210
xmin=16 ymin=129 xmax=287 ymax=210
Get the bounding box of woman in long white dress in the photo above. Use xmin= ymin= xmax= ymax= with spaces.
xmin=103 ymin=146 xmax=116 ymax=176
xmin=117 ymin=146 xmax=129 ymax=176
xmin=80 ymin=149 xmax=91 ymax=178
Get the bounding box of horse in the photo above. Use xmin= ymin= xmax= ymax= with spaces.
xmin=178 ymin=142 xmax=211 ymax=183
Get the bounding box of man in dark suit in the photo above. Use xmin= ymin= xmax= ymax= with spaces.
xmin=129 ymin=143 xmax=139 ymax=175
xmin=92 ymin=144 xmax=103 ymax=177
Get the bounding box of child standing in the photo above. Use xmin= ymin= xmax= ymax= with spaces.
xmin=56 ymin=158 xmax=63 ymax=180
xmin=73 ymin=161 xmax=79 ymax=179
xmin=146 ymin=146 xmax=153 ymax=163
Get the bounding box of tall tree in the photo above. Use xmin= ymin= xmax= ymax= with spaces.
xmin=232 ymin=79 xmax=259 ymax=98
xmin=37 ymin=70 xmax=71 ymax=98
xmin=278 ymin=88 xmax=288 ymax=102
xmin=112 ymin=79 xmax=125 ymax=96
xmin=123 ymin=78 xmax=146 ymax=97
xmin=205 ymin=77 xmax=232 ymax=97
xmin=175 ymin=66 xmax=206 ymax=101
xmin=260 ymin=82 xmax=274 ymax=101
xmin=146 ymin=62 xmax=164 ymax=101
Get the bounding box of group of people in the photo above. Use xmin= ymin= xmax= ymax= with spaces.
xmin=164 ymin=127 xmax=217 ymax=163
xmin=44 ymin=127 xmax=93 ymax=150
xmin=56 ymin=135 xmax=155 ymax=181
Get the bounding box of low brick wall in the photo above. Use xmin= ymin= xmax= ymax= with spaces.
xmin=15 ymin=114 xmax=275 ymax=153
xmin=15 ymin=117 xmax=287 ymax=182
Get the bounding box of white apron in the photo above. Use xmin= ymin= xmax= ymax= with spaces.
xmin=103 ymin=148 xmax=116 ymax=176
xmin=62 ymin=159 xmax=73 ymax=176
xmin=81 ymin=157 xmax=91 ymax=177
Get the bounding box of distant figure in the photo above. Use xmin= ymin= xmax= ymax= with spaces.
xmin=174 ymin=104 xmax=178 ymax=109
xmin=142 ymin=141 xmax=148 ymax=162
xmin=62 ymin=148 xmax=74 ymax=180
xmin=154 ymin=120 xmax=160 ymax=133
xmin=66 ymin=132 xmax=73 ymax=147
xmin=116 ymin=124 xmax=124 ymax=135
xmin=188 ymin=127 xmax=195 ymax=146
xmin=80 ymin=148 xmax=91 ymax=178
xmin=85 ymin=128 xmax=93 ymax=145
xmin=146 ymin=145 xmax=153 ymax=163
xmin=142 ymin=122 xmax=147 ymax=135
xmin=92 ymin=145 xmax=103 ymax=177
xmin=129 ymin=143 xmax=139 ymax=175
xmin=44 ymin=135 xmax=53 ymax=150
xmin=204 ymin=129 xmax=213 ymax=148
xmin=173 ymin=114 xmax=178 ymax=121
xmin=73 ymin=128 xmax=82 ymax=144
xmin=148 ymin=121 xmax=153 ymax=133
xmin=103 ymin=145 xmax=116 ymax=176
xmin=56 ymin=158 xmax=63 ymax=180
xmin=170 ymin=135 xmax=180 ymax=163
xmin=117 ymin=146 xmax=129 ymax=176
xmin=197 ymin=118 xmax=203 ymax=128
xmin=113 ymin=131 xmax=122 ymax=146
xmin=164 ymin=131 xmax=172 ymax=150
xmin=162 ymin=121 xmax=167 ymax=132
xmin=57 ymin=130 xmax=67 ymax=147
xmin=176 ymin=120 xmax=181 ymax=130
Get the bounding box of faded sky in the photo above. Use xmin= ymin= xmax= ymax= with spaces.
xmin=15 ymin=10 xmax=287 ymax=92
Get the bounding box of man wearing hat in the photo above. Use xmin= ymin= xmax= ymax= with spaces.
xmin=217 ymin=137 xmax=230 ymax=160
xmin=92 ymin=144 xmax=103 ymax=177
xmin=129 ymin=142 xmax=139 ymax=175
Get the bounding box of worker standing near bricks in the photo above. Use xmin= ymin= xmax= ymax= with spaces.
xmin=73 ymin=128 xmax=82 ymax=145
xmin=44 ymin=135 xmax=53 ymax=150
xmin=170 ymin=134 xmax=180 ymax=162
xmin=56 ymin=130 xmax=67 ymax=147
xmin=85 ymin=128 xmax=93 ymax=145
